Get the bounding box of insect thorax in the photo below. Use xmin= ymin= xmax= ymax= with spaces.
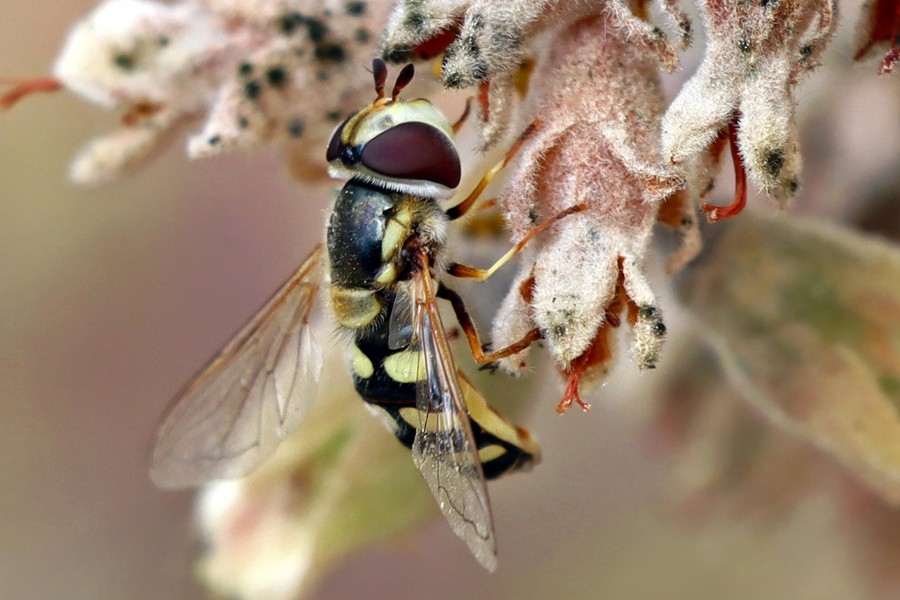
xmin=326 ymin=178 xmax=446 ymax=331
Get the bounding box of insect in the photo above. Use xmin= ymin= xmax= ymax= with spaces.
xmin=150 ymin=58 xmax=583 ymax=570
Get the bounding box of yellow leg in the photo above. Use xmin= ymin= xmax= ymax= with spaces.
xmin=437 ymin=283 xmax=541 ymax=364
xmin=447 ymin=203 xmax=586 ymax=281
xmin=445 ymin=120 xmax=540 ymax=221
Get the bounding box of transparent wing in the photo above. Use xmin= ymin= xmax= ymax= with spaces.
xmin=410 ymin=263 xmax=497 ymax=571
xmin=150 ymin=244 xmax=326 ymax=489
xmin=387 ymin=280 xmax=413 ymax=350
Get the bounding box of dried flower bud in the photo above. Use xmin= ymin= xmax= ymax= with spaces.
xmin=44 ymin=0 xmax=391 ymax=184
xmin=50 ymin=0 xmax=230 ymax=182
xmin=381 ymin=0 xmax=689 ymax=147
xmin=489 ymin=15 xmax=684 ymax=410
xmin=661 ymin=0 xmax=837 ymax=208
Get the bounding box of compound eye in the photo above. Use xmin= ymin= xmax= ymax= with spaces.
xmin=360 ymin=122 xmax=461 ymax=189
xmin=325 ymin=120 xmax=347 ymax=163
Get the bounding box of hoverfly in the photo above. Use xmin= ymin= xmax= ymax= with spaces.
xmin=150 ymin=58 xmax=583 ymax=570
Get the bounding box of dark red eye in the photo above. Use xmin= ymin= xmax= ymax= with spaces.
xmin=325 ymin=120 xmax=347 ymax=162
xmin=360 ymin=122 xmax=461 ymax=189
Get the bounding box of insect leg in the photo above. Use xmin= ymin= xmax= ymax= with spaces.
xmin=437 ymin=282 xmax=540 ymax=365
xmin=447 ymin=203 xmax=586 ymax=281
xmin=445 ymin=120 xmax=539 ymax=220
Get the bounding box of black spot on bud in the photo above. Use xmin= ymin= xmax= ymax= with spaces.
xmin=326 ymin=110 xmax=342 ymax=121
xmin=305 ymin=17 xmax=329 ymax=42
xmin=738 ymin=38 xmax=751 ymax=53
xmin=315 ymin=43 xmax=346 ymax=62
xmin=405 ymin=11 xmax=426 ymax=28
xmin=278 ymin=12 xmax=304 ymax=35
xmin=208 ymin=135 xmax=221 ymax=146
xmin=345 ymin=1 xmax=366 ymax=15
xmin=288 ymin=119 xmax=305 ymax=138
xmin=800 ymin=44 xmax=813 ymax=58
xmin=158 ymin=36 xmax=169 ymax=47
xmin=244 ymin=80 xmax=262 ymax=100
xmin=113 ymin=53 xmax=136 ymax=71
xmin=355 ymin=28 xmax=371 ymax=43
xmin=765 ymin=149 xmax=784 ymax=177
xmin=238 ymin=62 xmax=253 ymax=76
xmin=237 ymin=116 xmax=249 ymax=129
xmin=471 ymin=60 xmax=489 ymax=82
xmin=789 ymin=179 xmax=799 ymax=194
xmin=266 ymin=66 xmax=288 ymax=87
xmin=527 ymin=207 xmax=539 ymax=224
xmin=639 ymin=305 xmax=661 ymax=321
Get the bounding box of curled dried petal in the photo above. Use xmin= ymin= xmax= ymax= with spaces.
xmin=853 ymin=0 xmax=900 ymax=74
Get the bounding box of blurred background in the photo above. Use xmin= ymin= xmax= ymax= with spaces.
xmin=2 ymin=1 xmax=900 ymax=599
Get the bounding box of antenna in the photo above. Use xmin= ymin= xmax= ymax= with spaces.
xmin=391 ymin=64 xmax=415 ymax=100
xmin=372 ymin=58 xmax=388 ymax=99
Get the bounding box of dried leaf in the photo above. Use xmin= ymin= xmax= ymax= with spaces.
xmin=676 ymin=211 xmax=900 ymax=504
xmin=649 ymin=343 xmax=833 ymax=519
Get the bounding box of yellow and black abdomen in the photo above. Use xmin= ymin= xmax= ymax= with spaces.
xmin=326 ymin=179 xmax=538 ymax=479
xmin=349 ymin=298 xmax=540 ymax=480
